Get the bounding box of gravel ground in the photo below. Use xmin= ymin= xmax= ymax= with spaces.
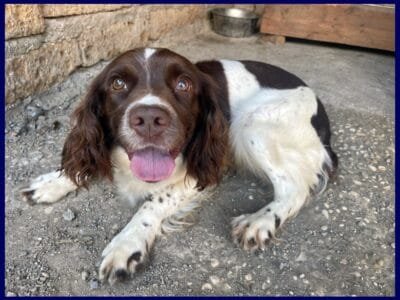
xmin=5 ymin=32 xmax=394 ymax=296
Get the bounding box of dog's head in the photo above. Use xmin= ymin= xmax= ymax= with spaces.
xmin=61 ymin=48 xmax=228 ymax=190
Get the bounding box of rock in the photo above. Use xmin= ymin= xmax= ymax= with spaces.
xmin=201 ymin=283 xmax=212 ymax=291
xmin=262 ymin=282 xmax=268 ymax=290
xmin=244 ymin=273 xmax=253 ymax=281
xmin=63 ymin=208 xmax=76 ymax=221
xmin=81 ymin=271 xmax=89 ymax=281
xmin=89 ymin=278 xmax=99 ymax=290
xmin=349 ymin=191 xmax=360 ymax=199
xmin=295 ymin=251 xmax=307 ymax=262
xmin=41 ymin=4 xmax=131 ymax=17
xmin=5 ymin=5 xmax=45 ymax=40
xmin=148 ymin=6 xmax=203 ymax=41
xmin=321 ymin=225 xmax=328 ymax=231
xmin=7 ymin=291 xmax=17 ymax=296
xmin=25 ymin=104 xmax=44 ymax=120
xmin=209 ymin=275 xmax=220 ymax=285
xmin=6 ymin=40 xmax=81 ymax=104
xmin=210 ymin=258 xmax=219 ymax=268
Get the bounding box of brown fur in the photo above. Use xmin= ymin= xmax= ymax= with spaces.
xmin=184 ymin=72 xmax=229 ymax=190
xmin=60 ymin=48 xmax=230 ymax=190
xmin=61 ymin=77 xmax=113 ymax=188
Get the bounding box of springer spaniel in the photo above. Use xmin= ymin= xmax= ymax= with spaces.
xmin=21 ymin=48 xmax=338 ymax=284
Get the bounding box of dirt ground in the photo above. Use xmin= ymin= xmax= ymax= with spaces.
xmin=5 ymin=31 xmax=395 ymax=296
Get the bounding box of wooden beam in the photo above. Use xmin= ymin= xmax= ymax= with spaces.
xmin=260 ymin=4 xmax=394 ymax=51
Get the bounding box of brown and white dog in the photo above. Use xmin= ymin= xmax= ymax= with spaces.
xmin=21 ymin=48 xmax=338 ymax=284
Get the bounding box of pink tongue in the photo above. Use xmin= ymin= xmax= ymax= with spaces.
xmin=130 ymin=148 xmax=175 ymax=182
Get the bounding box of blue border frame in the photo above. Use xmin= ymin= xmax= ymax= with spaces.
xmin=2 ymin=1 xmax=397 ymax=298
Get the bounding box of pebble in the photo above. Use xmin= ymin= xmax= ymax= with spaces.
xmin=7 ymin=291 xmax=17 ymax=296
xmin=368 ymin=165 xmax=377 ymax=172
xmin=378 ymin=166 xmax=386 ymax=171
xmin=244 ymin=273 xmax=253 ymax=281
xmin=248 ymin=195 xmax=254 ymax=200
xmin=295 ymin=251 xmax=307 ymax=262
xmin=44 ymin=207 xmax=53 ymax=215
xmin=81 ymin=271 xmax=89 ymax=281
xmin=375 ymin=259 xmax=384 ymax=267
xmin=322 ymin=209 xmax=329 ymax=219
xmin=89 ymin=278 xmax=99 ymax=290
xmin=262 ymin=282 xmax=268 ymax=290
xmin=349 ymin=191 xmax=360 ymax=199
xmin=25 ymin=105 xmax=44 ymax=120
xmin=209 ymin=275 xmax=220 ymax=285
xmin=299 ymin=273 xmax=305 ymax=279
xmin=210 ymin=258 xmax=219 ymax=268
xmin=63 ymin=209 xmax=76 ymax=221
xmin=201 ymin=283 xmax=213 ymax=290
xmin=321 ymin=225 xmax=328 ymax=231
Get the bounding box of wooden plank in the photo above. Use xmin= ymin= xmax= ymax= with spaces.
xmin=260 ymin=4 xmax=394 ymax=51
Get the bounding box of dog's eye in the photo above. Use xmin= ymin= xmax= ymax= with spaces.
xmin=175 ymin=78 xmax=191 ymax=92
xmin=112 ymin=78 xmax=126 ymax=90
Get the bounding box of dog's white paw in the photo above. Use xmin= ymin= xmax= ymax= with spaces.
xmin=99 ymin=230 xmax=154 ymax=285
xmin=20 ymin=171 xmax=76 ymax=205
xmin=231 ymin=209 xmax=282 ymax=251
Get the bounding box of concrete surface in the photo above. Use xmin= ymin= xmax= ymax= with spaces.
xmin=5 ymin=31 xmax=394 ymax=296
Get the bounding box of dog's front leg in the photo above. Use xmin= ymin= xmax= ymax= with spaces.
xmin=20 ymin=171 xmax=78 ymax=205
xmin=99 ymin=180 xmax=200 ymax=285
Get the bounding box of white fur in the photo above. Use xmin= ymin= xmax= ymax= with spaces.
xmin=229 ymin=86 xmax=332 ymax=249
xmin=219 ymin=60 xmax=261 ymax=107
xmin=131 ymin=94 xmax=166 ymax=107
xmin=20 ymin=171 xmax=77 ymax=204
xmin=100 ymin=149 xmax=202 ymax=284
xmin=144 ymin=48 xmax=156 ymax=60
xmin=21 ymin=57 xmax=333 ymax=282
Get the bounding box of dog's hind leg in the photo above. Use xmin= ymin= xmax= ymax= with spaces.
xmin=230 ymin=87 xmax=336 ymax=251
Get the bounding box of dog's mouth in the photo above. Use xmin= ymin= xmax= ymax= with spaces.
xmin=128 ymin=147 xmax=177 ymax=183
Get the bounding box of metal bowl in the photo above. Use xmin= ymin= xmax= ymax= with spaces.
xmin=209 ymin=8 xmax=259 ymax=38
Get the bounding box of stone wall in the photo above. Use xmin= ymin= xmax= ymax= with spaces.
xmin=6 ymin=4 xmax=261 ymax=105
xmin=5 ymin=4 xmax=212 ymax=104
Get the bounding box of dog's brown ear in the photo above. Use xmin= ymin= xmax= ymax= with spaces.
xmin=61 ymin=77 xmax=113 ymax=188
xmin=184 ymin=73 xmax=229 ymax=190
